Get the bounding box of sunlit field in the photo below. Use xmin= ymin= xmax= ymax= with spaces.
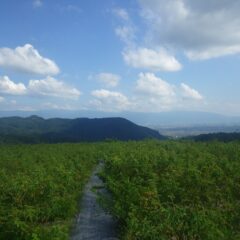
xmin=0 ymin=141 xmax=239 ymax=239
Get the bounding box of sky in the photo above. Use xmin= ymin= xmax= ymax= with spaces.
xmin=0 ymin=0 xmax=240 ymax=115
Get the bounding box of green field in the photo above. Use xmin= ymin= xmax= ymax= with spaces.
xmin=0 ymin=141 xmax=239 ymax=239
xmin=0 ymin=143 xmax=101 ymax=239
xmin=101 ymin=141 xmax=240 ymax=240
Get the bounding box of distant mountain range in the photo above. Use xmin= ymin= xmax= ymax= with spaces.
xmin=0 ymin=116 xmax=165 ymax=143
xmin=0 ymin=110 xmax=240 ymax=127
xmin=156 ymin=125 xmax=240 ymax=138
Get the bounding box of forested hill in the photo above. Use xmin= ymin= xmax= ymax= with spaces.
xmin=192 ymin=132 xmax=240 ymax=142
xmin=0 ymin=116 xmax=165 ymax=143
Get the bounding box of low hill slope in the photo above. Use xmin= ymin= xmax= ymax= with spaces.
xmin=192 ymin=132 xmax=240 ymax=142
xmin=0 ymin=116 xmax=165 ymax=143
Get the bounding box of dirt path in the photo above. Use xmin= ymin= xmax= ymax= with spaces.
xmin=71 ymin=163 xmax=118 ymax=240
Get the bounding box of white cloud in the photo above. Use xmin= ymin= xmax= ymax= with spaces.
xmin=134 ymin=72 xmax=176 ymax=111
xmin=113 ymin=8 xmax=129 ymax=21
xmin=28 ymin=76 xmax=81 ymax=99
xmin=95 ymin=73 xmax=120 ymax=88
xmin=0 ymin=44 xmax=59 ymax=75
xmin=186 ymin=46 xmax=240 ymax=60
xmin=0 ymin=76 xmax=27 ymax=95
xmin=134 ymin=73 xmax=176 ymax=112
xmin=91 ymin=89 xmax=130 ymax=111
xmin=112 ymin=6 xmax=181 ymax=71
xmin=0 ymin=96 xmax=4 ymax=102
xmin=89 ymin=73 xmax=204 ymax=112
xmin=0 ymin=75 xmax=81 ymax=100
xmin=136 ymin=72 xmax=175 ymax=97
xmin=33 ymin=0 xmax=43 ymax=8
xmin=139 ymin=0 xmax=240 ymax=59
xmin=180 ymin=83 xmax=203 ymax=100
xmin=123 ymin=48 xmax=182 ymax=71
xmin=132 ymin=73 xmax=204 ymax=112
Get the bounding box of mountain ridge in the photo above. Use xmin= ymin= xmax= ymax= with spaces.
xmin=0 ymin=116 xmax=165 ymax=143
xmin=1 ymin=110 xmax=239 ymax=127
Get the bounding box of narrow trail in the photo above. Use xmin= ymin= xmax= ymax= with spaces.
xmin=71 ymin=163 xmax=119 ymax=240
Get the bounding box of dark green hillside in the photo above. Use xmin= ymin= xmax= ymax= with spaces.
xmin=0 ymin=116 xmax=165 ymax=143
xmin=192 ymin=132 xmax=240 ymax=142
xmin=0 ymin=115 xmax=72 ymax=135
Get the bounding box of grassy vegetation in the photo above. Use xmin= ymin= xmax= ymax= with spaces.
xmin=0 ymin=143 xmax=101 ymax=239
xmin=0 ymin=140 xmax=239 ymax=239
xmin=101 ymin=140 xmax=240 ymax=240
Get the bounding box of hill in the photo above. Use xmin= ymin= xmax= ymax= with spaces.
xmin=0 ymin=116 xmax=165 ymax=143
xmin=192 ymin=132 xmax=240 ymax=142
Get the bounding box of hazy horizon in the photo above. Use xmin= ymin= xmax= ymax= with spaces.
xmin=1 ymin=110 xmax=240 ymax=129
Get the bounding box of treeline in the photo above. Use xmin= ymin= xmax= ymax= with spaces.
xmin=192 ymin=132 xmax=240 ymax=142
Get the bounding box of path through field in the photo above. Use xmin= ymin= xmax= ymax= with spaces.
xmin=71 ymin=163 xmax=118 ymax=240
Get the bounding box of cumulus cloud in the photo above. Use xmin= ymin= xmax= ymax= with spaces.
xmin=112 ymin=6 xmax=181 ymax=71
xmin=95 ymin=73 xmax=120 ymax=88
xmin=89 ymin=73 xmax=204 ymax=112
xmin=186 ymin=46 xmax=240 ymax=60
xmin=0 ymin=44 xmax=59 ymax=75
xmin=134 ymin=72 xmax=176 ymax=110
xmin=139 ymin=0 xmax=240 ymax=59
xmin=136 ymin=72 xmax=175 ymax=97
xmin=91 ymin=89 xmax=130 ymax=111
xmin=123 ymin=48 xmax=182 ymax=71
xmin=28 ymin=76 xmax=81 ymax=99
xmin=132 ymin=73 xmax=204 ymax=111
xmin=0 ymin=75 xmax=81 ymax=100
xmin=0 ymin=76 xmax=27 ymax=95
xmin=180 ymin=83 xmax=203 ymax=100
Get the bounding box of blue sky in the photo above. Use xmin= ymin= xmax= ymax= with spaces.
xmin=0 ymin=0 xmax=240 ymax=115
